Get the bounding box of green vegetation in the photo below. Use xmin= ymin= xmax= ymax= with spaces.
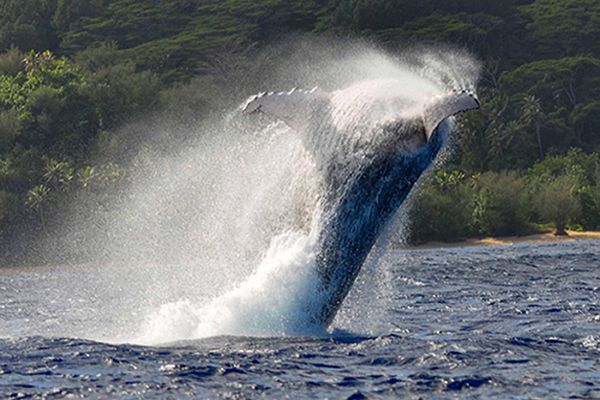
xmin=0 ymin=46 xmax=159 ymax=243
xmin=409 ymin=150 xmax=600 ymax=242
xmin=1 ymin=0 xmax=599 ymax=258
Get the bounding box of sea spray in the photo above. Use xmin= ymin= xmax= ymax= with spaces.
xmin=137 ymin=228 xmax=326 ymax=344
xmin=134 ymin=71 xmax=476 ymax=344
xmin=17 ymin=39 xmax=478 ymax=343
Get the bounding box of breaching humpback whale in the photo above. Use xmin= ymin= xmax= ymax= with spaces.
xmin=242 ymin=80 xmax=480 ymax=327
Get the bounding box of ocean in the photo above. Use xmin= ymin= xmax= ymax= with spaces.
xmin=1 ymin=240 xmax=598 ymax=399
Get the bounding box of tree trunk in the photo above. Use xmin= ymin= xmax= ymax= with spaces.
xmin=535 ymin=123 xmax=544 ymax=159
xmin=554 ymin=224 xmax=568 ymax=236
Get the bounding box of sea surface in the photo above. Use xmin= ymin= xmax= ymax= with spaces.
xmin=1 ymin=240 xmax=599 ymax=399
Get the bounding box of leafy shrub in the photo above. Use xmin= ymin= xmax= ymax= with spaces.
xmin=526 ymin=150 xmax=600 ymax=232
xmin=579 ymin=185 xmax=600 ymax=230
xmin=471 ymin=171 xmax=531 ymax=236
xmin=531 ymin=174 xmax=581 ymax=235
xmin=409 ymin=169 xmax=535 ymax=243
xmin=408 ymin=171 xmax=475 ymax=242
xmin=0 ymin=46 xmax=24 ymax=76
xmin=80 ymin=62 xmax=162 ymax=129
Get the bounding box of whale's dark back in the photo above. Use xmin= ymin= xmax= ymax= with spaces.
xmin=314 ymin=121 xmax=447 ymax=325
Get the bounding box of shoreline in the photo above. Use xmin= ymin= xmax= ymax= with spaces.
xmin=398 ymin=230 xmax=600 ymax=250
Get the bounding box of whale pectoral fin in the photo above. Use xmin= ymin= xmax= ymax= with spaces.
xmin=422 ymin=91 xmax=480 ymax=141
xmin=241 ymin=87 xmax=326 ymax=132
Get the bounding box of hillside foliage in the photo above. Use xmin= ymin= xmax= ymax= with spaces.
xmin=1 ymin=0 xmax=599 ymax=259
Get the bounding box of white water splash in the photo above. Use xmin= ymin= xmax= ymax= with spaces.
xmin=136 ymin=229 xmax=326 ymax=344
xmin=132 ymin=53 xmax=477 ymax=344
xmin=15 ymin=40 xmax=478 ymax=345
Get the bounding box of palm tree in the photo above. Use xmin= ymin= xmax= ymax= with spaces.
xmin=521 ymin=95 xmax=545 ymax=159
xmin=25 ymin=184 xmax=50 ymax=234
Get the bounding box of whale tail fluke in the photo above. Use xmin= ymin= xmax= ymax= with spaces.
xmin=240 ymin=87 xmax=326 ymax=132
xmin=242 ymin=86 xmax=479 ymax=144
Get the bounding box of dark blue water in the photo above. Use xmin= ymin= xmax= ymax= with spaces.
xmin=1 ymin=240 xmax=599 ymax=398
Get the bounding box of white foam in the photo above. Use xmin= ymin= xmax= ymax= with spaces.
xmin=135 ymin=229 xmax=326 ymax=345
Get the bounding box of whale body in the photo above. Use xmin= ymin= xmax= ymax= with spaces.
xmin=242 ymin=80 xmax=480 ymax=327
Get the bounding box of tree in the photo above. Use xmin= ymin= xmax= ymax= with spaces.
xmin=499 ymin=56 xmax=600 ymax=154
xmin=0 ymin=0 xmax=59 ymax=52
xmin=520 ymin=0 xmax=600 ymax=58
xmin=0 ymin=108 xmax=19 ymax=152
xmin=0 ymin=190 xmax=18 ymax=233
xmin=472 ymin=171 xmax=531 ymax=236
xmin=520 ymin=95 xmax=545 ymax=159
xmin=25 ymin=183 xmax=50 ymax=231
xmin=570 ymin=102 xmax=600 ymax=149
xmin=0 ymin=46 xmax=24 ymax=76
xmin=532 ymin=174 xmax=581 ymax=235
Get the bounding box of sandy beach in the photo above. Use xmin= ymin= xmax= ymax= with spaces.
xmin=400 ymin=230 xmax=600 ymax=250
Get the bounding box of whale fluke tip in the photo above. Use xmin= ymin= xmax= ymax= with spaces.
xmin=423 ymin=90 xmax=480 ymax=140
xmin=240 ymin=86 xmax=327 ymax=130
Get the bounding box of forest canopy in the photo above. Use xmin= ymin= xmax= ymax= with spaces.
xmin=1 ymin=0 xmax=599 ymax=261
